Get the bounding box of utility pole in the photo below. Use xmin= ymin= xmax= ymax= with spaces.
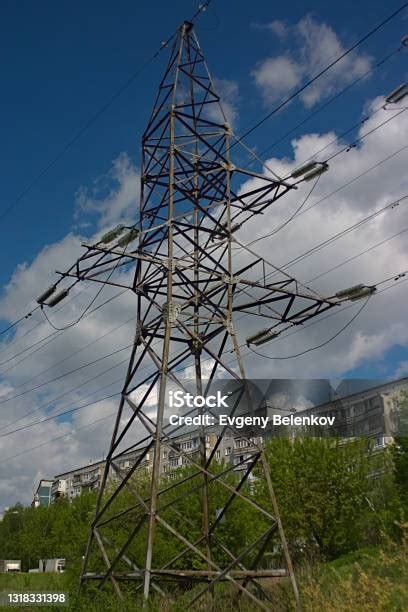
xmin=38 ymin=20 xmax=368 ymax=609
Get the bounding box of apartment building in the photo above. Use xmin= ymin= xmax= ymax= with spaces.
xmin=50 ymin=460 xmax=105 ymax=502
xmin=35 ymin=428 xmax=260 ymax=503
xmin=32 ymin=479 xmax=53 ymax=508
xmin=298 ymin=377 xmax=408 ymax=446
xmin=32 ymin=378 xmax=408 ymax=504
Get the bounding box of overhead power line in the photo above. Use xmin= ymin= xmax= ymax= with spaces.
xmin=0 ymin=360 xmax=125 ymax=435
xmin=242 ymin=155 xmax=408 ymax=251
xmin=0 ymin=342 xmax=133 ymax=406
xmin=0 ymin=306 xmax=41 ymax=337
xmin=0 ymin=2 xmax=212 ymax=223
xmin=306 ymin=227 xmax=408 ymax=284
xmin=0 ymin=409 xmax=117 ymax=462
xmin=248 ymin=45 xmax=403 ymax=165
xmin=0 ymin=289 xmax=129 ymax=376
xmin=1 ymin=168 xmax=405 ymax=417
xmin=1 ymin=272 xmax=407 ymax=449
xmin=2 ymin=28 xmax=405 ymax=346
xmin=0 ymin=262 xmax=405 ymax=437
xmin=0 ymin=281 xmax=94 ymax=358
xmin=232 ymin=2 xmax=408 ymax=148
xmin=0 ymin=314 xmax=136 ymax=398
xmin=273 ymin=195 xmax=408 ymax=275
xmin=248 ymin=297 xmax=371 ymax=360
xmin=0 ymin=391 xmax=120 ymax=438
xmin=4 ymin=187 xmax=403 ymax=422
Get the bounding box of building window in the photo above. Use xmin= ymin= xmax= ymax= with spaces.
xmin=215 ymin=450 xmax=221 ymax=460
xmin=235 ymin=439 xmax=248 ymax=449
xmin=374 ymin=436 xmax=384 ymax=449
xmin=163 ymin=451 xmax=167 ymax=459
xmin=225 ymin=447 xmax=231 ymax=456
xmin=181 ymin=440 xmax=192 ymax=451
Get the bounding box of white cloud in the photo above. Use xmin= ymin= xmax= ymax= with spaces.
xmin=252 ymin=20 xmax=289 ymax=39
xmin=0 ymin=88 xmax=407 ymax=510
xmin=267 ymin=20 xmax=289 ymax=39
xmin=75 ymin=152 xmax=140 ymax=229
xmin=394 ymin=361 xmax=408 ymax=379
xmin=252 ymin=15 xmax=372 ymax=107
xmin=229 ymin=100 xmax=408 ymax=379
xmin=252 ymin=57 xmax=303 ymax=103
xmin=206 ymin=78 xmax=240 ymax=128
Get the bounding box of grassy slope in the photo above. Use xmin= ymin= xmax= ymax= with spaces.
xmin=0 ymin=537 xmax=407 ymax=611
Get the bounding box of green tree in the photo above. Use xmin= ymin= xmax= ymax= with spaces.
xmin=258 ymin=437 xmax=378 ymax=560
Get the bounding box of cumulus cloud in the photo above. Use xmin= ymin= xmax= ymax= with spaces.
xmin=252 ymin=15 xmax=372 ymax=106
xmin=252 ymin=20 xmax=288 ymax=39
xmin=0 ymin=87 xmax=407 ymax=510
xmin=206 ymin=78 xmax=240 ymax=128
xmin=75 ymin=152 xmax=140 ymax=229
xmin=252 ymin=57 xmax=303 ymax=102
xmin=229 ymin=100 xmax=408 ymax=379
xmin=393 ymin=361 xmax=408 ymax=379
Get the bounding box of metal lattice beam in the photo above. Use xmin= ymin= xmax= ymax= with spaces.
xmin=44 ymin=20 xmax=349 ymax=610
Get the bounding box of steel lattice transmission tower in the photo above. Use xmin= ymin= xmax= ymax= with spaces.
xmin=48 ymin=20 xmax=344 ymax=610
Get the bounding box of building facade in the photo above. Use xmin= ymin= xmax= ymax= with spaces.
xmin=32 ymin=479 xmax=53 ymax=508
xmin=51 ymin=460 xmax=105 ymax=502
xmin=298 ymin=378 xmax=408 ymax=447
xmin=33 ymin=378 xmax=408 ymax=505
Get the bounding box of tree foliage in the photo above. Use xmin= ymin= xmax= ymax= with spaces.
xmin=0 ymin=437 xmax=405 ymax=576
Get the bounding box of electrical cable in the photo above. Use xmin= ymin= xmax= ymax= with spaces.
xmin=8 ymin=192 xmax=400 ymax=420
xmin=0 ymin=306 xmax=41 ymax=337
xmin=1 ymin=8 xmax=404 ymax=344
xmin=1 ymin=275 xmax=406 ymax=455
xmin=246 ymin=174 xmax=322 ymax=245
xmin=1 ymin=269 xmax=406 ymax=438
xmin=0 ymin=362 xmax=126 ymax=435
xmin=306 ymin=228 xmax=408 ymax=284
xmin=324 ymin=108 xmax=407 ymax=163
xmin=231 ymin=141 xmax=408 ymax=257
xmin=247 ymin=297 xmax=371 ymax=360
xmin=0 ymin=408 xmax=118 ymax=461
xmin=0 ymin=21 xmax=402 ymax=396
xmin=230 ymin=3 xmax=408 ymax=151
xmin=0 ymin=342 xmax=133 ymax=406
xmin=3 ymin=3 xmax=408 ymax=464
xmin=273 ymin=194 xmax=408 ymax=274
xmin=0 ymin=288 xmax=129 ymax=376
xmin=0 ymin=1 xmax=212 ymax=222
xmin=246 ymin=46 xmax=403 ymax=166
xmin=40 ymin=243 xmax=129 ymax=330
xmin=0 ymin=389 xmax=121 ymax=438
xmin=0 ymin=314 xmax=136 ymax=398
xmin=240 ymin=192 xmax=408 ymax=281
xmin=0 ymin=281 xmax=94 ymax=360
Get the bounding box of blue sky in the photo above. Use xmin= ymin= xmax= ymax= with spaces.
xmin=0 ymin=0 xmax=406 ymax=288
xmin=0 ymin=0 xmax=408 ymax=507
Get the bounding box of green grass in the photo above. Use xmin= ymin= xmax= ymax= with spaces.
xmin=1 ymin=535 xmax=407 ymax=611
